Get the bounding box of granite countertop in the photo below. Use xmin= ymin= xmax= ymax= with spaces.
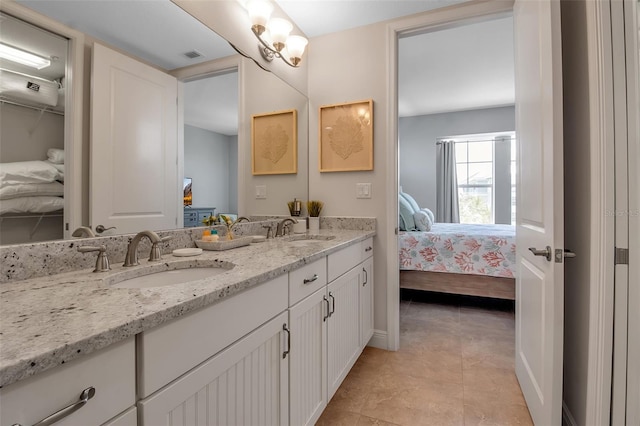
xmin=0 ymin=229 xmax=374 ymax=388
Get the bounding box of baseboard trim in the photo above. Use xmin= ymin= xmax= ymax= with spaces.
xmin=562 ymin=401 xmax=578 ymax=426
xmin=367 ymin=330 xmax=388 ymax=350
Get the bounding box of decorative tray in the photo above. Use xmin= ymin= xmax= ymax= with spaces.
xmin=194 ymin=236 xmax=253 ymax=251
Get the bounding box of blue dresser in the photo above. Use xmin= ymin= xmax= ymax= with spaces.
xmin=183 ymin=207 xmax=216 ymax=227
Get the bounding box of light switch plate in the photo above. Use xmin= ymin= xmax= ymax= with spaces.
xmin=256 ymin=185 xmax=267 ymax=199
xmin=356 ymin=183 xmax=372 ymax=199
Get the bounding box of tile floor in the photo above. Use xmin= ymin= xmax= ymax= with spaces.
xmin=317 ymin=290 xmax=533 ymax=426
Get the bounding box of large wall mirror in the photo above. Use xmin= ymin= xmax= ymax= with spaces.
xmin=0 ymin=0 xmax=309 ymax=245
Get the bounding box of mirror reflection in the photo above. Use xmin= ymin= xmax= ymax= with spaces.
xmin=0 ymin=11 xmax=67 ymax=245
xmin=0 ymin=1 xmax=309 ymax=245
xmin=183 ymin=70 xmax=239 ymax=226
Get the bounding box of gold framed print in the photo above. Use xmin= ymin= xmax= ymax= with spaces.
xmin=319 ymin=99 xmax=373 ymax=172
xmin=252 ymin=109 xmax=297 ymax=175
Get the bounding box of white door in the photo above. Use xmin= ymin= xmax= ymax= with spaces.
xmin=327 ymin=266 xmax=361 ymax=400
xmin=91 ymin=43 xmax=178 ymax=234
xmin=513 ymin=0 xmax=565 ymax=424
xmin=289 ymin=287 xmax=328 ymax=426
xmin=360 ymin=257 xmax=374 ymax=347
xmin=138 ymin=312 xmax=289 ymax=426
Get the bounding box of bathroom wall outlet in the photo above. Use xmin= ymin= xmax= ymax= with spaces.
xmin=356 ymin=183 xmax=372 ymax=199
xmin=255 ymin=185 xmax=267 ymax=199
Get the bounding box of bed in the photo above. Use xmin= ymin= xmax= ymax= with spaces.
xmin=399 ymin=223 xmax=516 ymax=300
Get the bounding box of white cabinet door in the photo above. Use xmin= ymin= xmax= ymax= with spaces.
xmin=91 ymin=43 xmax=179 ymax=234
xmin=326 ymin=266 xmax=361 ymax=400
xmin=360 ymin=257 xmax=374 ymax=348
xmin=289 ymin=287 xmax=328 ymax=426
xmin=139 ymin=311 xmax=289 ymax=426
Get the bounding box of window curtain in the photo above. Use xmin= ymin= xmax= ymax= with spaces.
xmin=436 ymin=141 xmax=460 ymax=223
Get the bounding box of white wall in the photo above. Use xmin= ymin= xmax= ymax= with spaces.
xmin=242 ymin=59 xmax=309 ymax=216
xmin=184 ymin=125 xmax=236 ymax=213
xmin=308 ymin=22 xmax=389 ymax=333
xmin=399 ymin=106 xmax=515 ymax=215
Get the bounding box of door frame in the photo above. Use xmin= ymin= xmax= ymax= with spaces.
xmin=386 ymin=0 xmax=617 ymax=421
xmin=385 ymin=0 xmax=515 ymax=352
xmin=170 ymin=56 xmax=244 ymax=217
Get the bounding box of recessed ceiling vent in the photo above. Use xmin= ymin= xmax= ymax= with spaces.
xmin=183 ymin=50 xmax=203 ymax=60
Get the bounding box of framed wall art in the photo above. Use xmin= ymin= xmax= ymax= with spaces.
xmin=252 ymin=109 xmax=297 ymax=175
xmin=319 ymin=99 xmax=373 ymax=172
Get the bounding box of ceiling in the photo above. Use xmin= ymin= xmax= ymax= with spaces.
xmin=398 ymin=15 xmax=514 ymax=117
xmin=12 ymin=0 xmax=514 ymax=126
xmin=184 ymin=71 xmax=239 ymax=135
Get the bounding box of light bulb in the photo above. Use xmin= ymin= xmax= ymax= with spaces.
xmin=247 ymin=0 xmax=273 ymax=35
xmin=268 ymin=18 xmax=292 ymax=52
xmin=286 ymin=35 xmax=308 ymax=66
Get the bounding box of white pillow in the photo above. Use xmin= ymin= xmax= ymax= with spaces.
xmin=0 ymin=196 xmax=64 ymax=215
xmin=46 ymin=161 xmax=64 ymax=182
xmin=0 ymin=181 xmax=64 ymax=200
xmin=413 ymin=210 xmax=433 ymax=232
xmin=421 ymin=208 xmax=435 ymax=225
xmin=47 ymin=148 xmax=65 ymax=164
xmin=0 ymin=161 xmax=59 ymax=185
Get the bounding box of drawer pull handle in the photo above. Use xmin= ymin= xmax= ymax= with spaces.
xmin=303 ymin=274 xmax=319 ymax=284
xmin=365 ymin=246 xmax=373 ymax=252
xmin=282 ymin=324 xmax=290 ymax=359
xmin=323 ymin=296 xmax=330 ymax=322
xmin=328 ymin=292 xmax=335 ymax=317
xmin=362 ymin=267 xmax=368 ymax=286
xmin=15 ymin=386 xmax=96 ymax=426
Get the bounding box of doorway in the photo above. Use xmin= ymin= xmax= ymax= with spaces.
xmin=182 ymin=69 xmax=239 ymax=226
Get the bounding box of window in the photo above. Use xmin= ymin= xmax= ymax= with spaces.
xmin=445 ymin=132 xmax=516 ymax=225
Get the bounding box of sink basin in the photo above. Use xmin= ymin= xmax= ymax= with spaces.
xmin=286 ymin=234 xmax=336 ymax=242
xmin=104 ymin=259 xmax=234 ymax=289
xmin=284 ymin=235 xmax=336 ymax=246
xmin=112 ymin=268 xmax=227 ymax=289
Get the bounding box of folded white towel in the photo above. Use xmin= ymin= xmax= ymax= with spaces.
xmin=47 ymin=148 xmax=64 ymax=164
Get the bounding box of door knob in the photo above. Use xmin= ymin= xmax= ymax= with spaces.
xmin=528 ymin=246 xmax=552 ymax=261
xmin=95 ymin=225 xmax=116 ymax=234
xmin=554 ymin=249 xmax=576 ymax=263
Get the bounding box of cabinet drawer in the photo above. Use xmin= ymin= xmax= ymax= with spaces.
xmin=327 ymin=243 xmax=361 ymax=282
xmin=361 ymin=237 xmax=374 ymax=260
xmin=197 ymin=210 xmax=214 ymax=221
xmin=138 ymin=275 xmax=288 ymax=398
xmin=0 ymin=338 xmax=135 ymax=426
xmin=289 ymin=257 xmax=327 ymax=306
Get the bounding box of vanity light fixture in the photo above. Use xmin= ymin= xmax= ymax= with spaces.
xmin=246 ymin=0 xmax=308 ymax=67
xmin=0 ymin=42 xmax=51 ymax=70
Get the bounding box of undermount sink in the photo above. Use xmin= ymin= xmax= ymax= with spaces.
xmin=104 ymin=260 xmax=235 ymax=289
xmin=284 ymin=235 xmax=336 ymax=245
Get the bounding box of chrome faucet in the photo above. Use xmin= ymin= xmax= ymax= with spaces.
xmin=276 ymin=218 xmax=298 ymax=237
xmin=123 ymin=230 xmax=172 ymax=267
xmin=72 ymin=226 xmax=96 ymax=238
xmin=78 ymin=245 xmax=110 ymax=272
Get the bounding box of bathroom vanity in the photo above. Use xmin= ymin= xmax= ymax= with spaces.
xmin=0 ymin=224 xmax=374 ymax=426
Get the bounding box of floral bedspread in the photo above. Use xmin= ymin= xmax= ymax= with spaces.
xmin=399 ymin=223 xmax=516 ymax=278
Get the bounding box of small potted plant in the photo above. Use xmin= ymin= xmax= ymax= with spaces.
xmin=306 ymin=200 xmax=323 ymax=232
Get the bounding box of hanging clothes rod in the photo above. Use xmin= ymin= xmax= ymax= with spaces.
xmin=436 ymin=137 xmax=514 ymax=145
xmin=0 ymin=98 xmax=64 ymax=116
